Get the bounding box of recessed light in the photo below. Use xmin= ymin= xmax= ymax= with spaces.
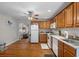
xmin=48 ymin=10 xmax=51 ymax=12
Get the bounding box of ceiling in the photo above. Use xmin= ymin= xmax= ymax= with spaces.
xmin=0 ymin=2 xmax=70 ymax=20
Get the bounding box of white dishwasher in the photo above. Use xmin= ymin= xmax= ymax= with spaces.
xmin=52 ymin=37 xmax=58 ymax=56
xmin=47 ymin=33 xmax=52 ymax=48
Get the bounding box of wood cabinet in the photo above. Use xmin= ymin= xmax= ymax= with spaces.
xmin=58 ymin=40 xmax=64 ymax=57
xmin=52 ymin=37 xmax=76 ymax=57
xmin=64 ymin=3 xmax=74 ymax=27
xmin=57 ymin=11 xmax=65 ymax=28
xmin=64 ymin=49 xmax=74 ymax=57
xmin=46 ymin=21 xmax=50 ymax=29
xmin=39 ymin=21 xmax=43 ymax=29
xmin=43 ymin=21 xmax=47 ymax=29
xmin=63 ymin=43 xmax=76 ymax=57
xmin=39 ymin=21 xmax=50 ymax=29
xmin=74 ymin=2 xmax=79 ymax=27
xmin=50 ymin=3 xmax=79 ymax=28
xmin=40 ymin=33 xmax=47 ymax=43
xmin=58 ymin=39 xmax=76 ymax=57
xmin=50 ymin=18 xmax=56 ymax=24
xmin=31 ymin=21 xmax=50 ymax=29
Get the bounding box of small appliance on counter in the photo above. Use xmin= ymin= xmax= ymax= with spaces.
xmin=50 ymin=22 xmax=56 ymax=29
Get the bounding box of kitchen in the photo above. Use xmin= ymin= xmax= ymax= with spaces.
xmin=0 ymin=2 xmax=79 ymax=57
xmin=30 ymin=2 xmax=79 ymax=57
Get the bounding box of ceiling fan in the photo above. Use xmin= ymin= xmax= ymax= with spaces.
xmin=24 ymin=11 xmax=39 ymax=20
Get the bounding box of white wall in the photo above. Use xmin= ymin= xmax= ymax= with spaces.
xmin=17 ymin=17 xmax=31 ymax=34
xmin=0 ymin=14 xmax=19 ymax=46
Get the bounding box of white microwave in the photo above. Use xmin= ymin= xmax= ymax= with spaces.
xmin=50 ymin=22 xmax=56 ymax=29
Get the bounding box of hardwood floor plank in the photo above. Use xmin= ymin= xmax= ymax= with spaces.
xmin=0 ymin=39 xmax=53 ymax=57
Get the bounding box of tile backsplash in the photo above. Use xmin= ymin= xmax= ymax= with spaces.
xmin=60 ymin=28 xmax=79 ymax=37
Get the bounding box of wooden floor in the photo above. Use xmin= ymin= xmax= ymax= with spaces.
xmin=0 ymin=39 xmax=53 ymax=57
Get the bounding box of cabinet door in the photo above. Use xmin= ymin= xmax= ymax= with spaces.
xmin=65 ymin=4 xmax=74 ymax=27
xmin=40 ymin=34 xmax=47 ymax=43
xmin=74 ymin=2 xmax=79 ymax=27
xmin=57 ymin=11 xmax=65 ymax=28
xmin=64 ymin=43 xmax=76 ymax=57
xmin=45 ymin=21 xmax=50 ymax=29
xmin=58 ymin=47 xmax=63 ymax=57
xmin=64 ymin=49 xmax=74 ymax=57
xmin=39 ymin=21 xmax=43 ymax=29
xmin=58 ymin=40 xmax=64 ymax=57
xmin=50 ymin=18 xmax=56 ymax=24
xmin=43 ymin=21 xmax=47 ymax=29
xmin=39 ymin=21 xmax=46 ymax=29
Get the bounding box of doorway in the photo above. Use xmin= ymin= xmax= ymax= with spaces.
xmin=19 ymin=23 xmax=29 ymax=40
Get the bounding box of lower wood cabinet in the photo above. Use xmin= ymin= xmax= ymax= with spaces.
xmin=40 ymin=33 xmax=47 ymax=43
xmin=63 ymin=43 xmax=76 ymax=57
xmin=58 ymin=40 xmax=64 ymax=57
xmin=58 ymin=40 xmax=76 ymax=57
xmin=64 ymin=49 xmax=75 ymax=57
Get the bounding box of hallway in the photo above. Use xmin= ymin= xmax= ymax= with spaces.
xmin=0 ymin=39 xmax=53 ymax=57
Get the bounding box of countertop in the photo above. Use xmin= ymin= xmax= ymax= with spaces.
xmin=40 ymin=32 xmax=47 ymax=34
xmin=51 ymin=35 xmax=79 ymax=48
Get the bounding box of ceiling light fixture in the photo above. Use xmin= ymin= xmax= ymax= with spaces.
xmin=26 ymin=12 xmax=29 ymax=14
xmin=28 ymin=17 xmax=33 ymax=20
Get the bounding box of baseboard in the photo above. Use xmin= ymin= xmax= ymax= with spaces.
xmin=6 ymin=39 xmax=19 ymax=46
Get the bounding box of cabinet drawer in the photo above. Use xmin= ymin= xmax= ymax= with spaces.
xmin=64 ymin=43 xmax=76 ymax=56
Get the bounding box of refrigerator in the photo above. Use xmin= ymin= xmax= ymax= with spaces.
xmin=31 ymin=24 xmax=39 ymax=43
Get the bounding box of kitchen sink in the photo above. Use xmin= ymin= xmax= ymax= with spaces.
xmin=64 ymin=39 xmax=75 ymax=43
xmin=64 ymin=39 xmax=79 ymax=46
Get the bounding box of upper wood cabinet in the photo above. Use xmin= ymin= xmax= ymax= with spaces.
xmin=46 ymin=20 xmax=50 ymax=29
xmin=74 ymin=2 xmax=79 ymax=27
xmin=39 ymin=21 xmax=43 ymax=29
xmin=43 ymin=21 xmax=47 ymax=29
xmin=50 ymin=18 xmax=56 ymax=24
xmin=39 ymin=21 xmax=50 ymax=29
xmin=57 ymin=11 xmax=65 ymax=28
xmin=64 ymin=3 xmax=74 ymax=27
xmin=45 ymin=3 xmax=79 ymax=28
xmin=31 ymin=21 xmax=50 ymax=29
xmin=58 ymin=40 xmax=64 ymax=57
